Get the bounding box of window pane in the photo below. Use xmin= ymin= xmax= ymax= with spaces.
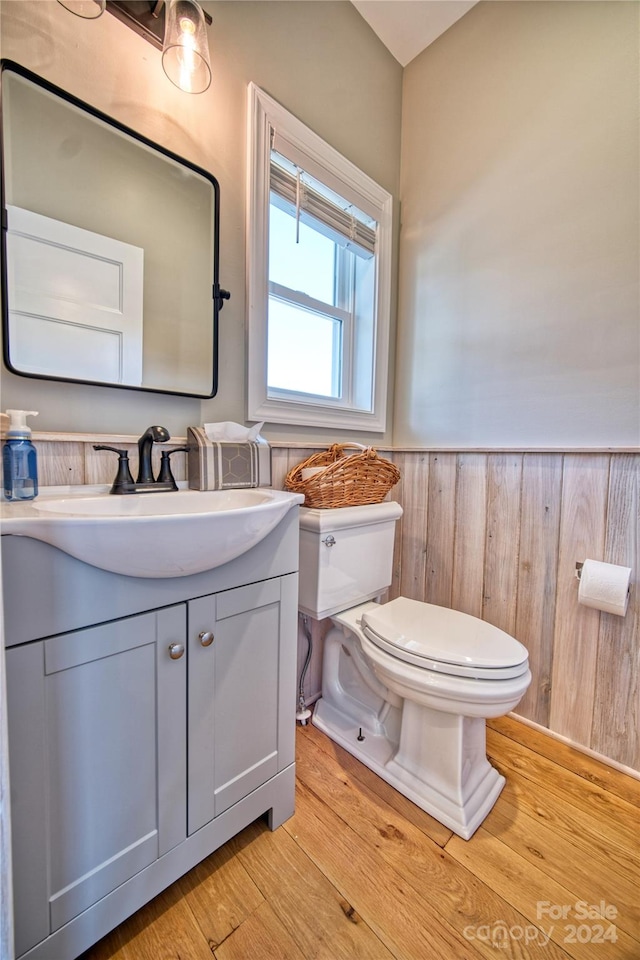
xmin=267 ymin=297 xmax=340 ymax=397
xmin=269 ymin=202 xmax=336 ymax=304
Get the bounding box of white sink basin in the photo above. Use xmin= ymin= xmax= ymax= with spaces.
xmin=1 ymin=487 xmax=304 ymax=578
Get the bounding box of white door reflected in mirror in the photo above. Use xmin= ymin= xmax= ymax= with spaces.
xmin=7 ymin=206 xmax=143 ymax=385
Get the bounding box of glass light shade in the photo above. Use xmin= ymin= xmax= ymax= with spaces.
xmin=57 ymin=0 xmax=105 ymax=17
xmin=162 ymin=0 xmax=212 ymax=94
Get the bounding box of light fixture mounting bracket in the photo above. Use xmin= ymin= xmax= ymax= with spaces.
xmin=106 ymin=0 xmax=211 ymax=50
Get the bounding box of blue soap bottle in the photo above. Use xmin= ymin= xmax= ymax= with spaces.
xmin=3 ymin=409 xmax=39 ymax=501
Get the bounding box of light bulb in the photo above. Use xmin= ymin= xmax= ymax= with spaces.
xmin=162 ymin=0 xmax=212 ymax=94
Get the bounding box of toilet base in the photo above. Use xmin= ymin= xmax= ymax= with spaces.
xmin=312 ymin=696 xmax=505 ymax=840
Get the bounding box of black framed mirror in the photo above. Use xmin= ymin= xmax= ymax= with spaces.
xmin=1 ymin=60 xmax=228 ymax=398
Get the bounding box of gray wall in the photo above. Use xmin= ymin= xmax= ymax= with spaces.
xmin=395 ymin=0 xmax=639 ymax=448
xmin=0 ymin=0 xmax=402 ymax=441
xmin=2 ymin=1 xmax=636 ymax=449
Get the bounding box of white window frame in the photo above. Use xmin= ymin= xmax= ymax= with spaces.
xmin=246 ymin=83 xmax=392 ymax=431
xmin=267 ymin=280 xmax=348 ymax=400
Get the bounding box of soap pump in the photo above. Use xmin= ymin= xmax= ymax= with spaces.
xmin=3 ymin=410 xmax=39 ymax=501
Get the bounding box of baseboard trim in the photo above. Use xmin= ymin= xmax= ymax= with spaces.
xmin=509 ymin=712 xmax=640 ymax=782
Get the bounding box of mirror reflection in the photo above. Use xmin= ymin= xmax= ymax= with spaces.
xmin=1 ymin=62 xmax=221 ymax=397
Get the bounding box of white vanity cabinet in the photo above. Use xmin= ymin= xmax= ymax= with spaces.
xmin=2 ymin=508 xmax=299 ymax=960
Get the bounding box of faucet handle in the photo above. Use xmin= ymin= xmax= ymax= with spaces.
xmin=157 ymin=446 xmax=190 ymax=489
xmin=93 ymin=445 xmax=135 ymax=494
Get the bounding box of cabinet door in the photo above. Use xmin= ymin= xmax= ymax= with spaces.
xmin=188 ymin=574 xmax=298 ymax=834
xmin=6 ymin=605 xmax=187 ymax=957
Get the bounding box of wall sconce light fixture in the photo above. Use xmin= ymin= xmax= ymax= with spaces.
xmin=162 ymin=0 xmax=212 ymax=94
xmin=58 ymin=0 xmax=213 ymax=93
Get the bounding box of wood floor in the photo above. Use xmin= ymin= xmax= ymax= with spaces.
xmin=84 ymin=716 xmax=640 ymax=960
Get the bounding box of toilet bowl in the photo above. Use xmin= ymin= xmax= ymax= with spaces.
xmin=298 ymin=502 xmax=531 ymax=840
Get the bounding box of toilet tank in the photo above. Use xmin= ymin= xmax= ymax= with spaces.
xmin=298 ymin=501 xmax=403 ymax=620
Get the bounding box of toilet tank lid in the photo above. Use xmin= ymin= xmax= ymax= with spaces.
xmin=299 ymin=501 xmax=402 ymax=533
xmin=362 ymin=597 xmax=529 ymax=672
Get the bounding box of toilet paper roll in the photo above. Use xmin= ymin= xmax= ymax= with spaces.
xmin=578 ymin=559 xmax=632 ymax=617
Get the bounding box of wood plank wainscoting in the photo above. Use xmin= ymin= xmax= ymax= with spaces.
xmin=270 ymin=447 xmax=639 ymax=776
xmin=22 ymin=437 xmax=639 ymax=775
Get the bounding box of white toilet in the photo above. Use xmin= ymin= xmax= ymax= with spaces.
xmin=298 ymin=501 xmax=531 ymax=839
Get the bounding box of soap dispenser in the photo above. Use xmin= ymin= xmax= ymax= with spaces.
xmin=3 ymin=410 xmax=39 ymax=501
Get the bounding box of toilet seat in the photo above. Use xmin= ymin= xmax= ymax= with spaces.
xmin=361 ymin=597 xmax=529 ymax=680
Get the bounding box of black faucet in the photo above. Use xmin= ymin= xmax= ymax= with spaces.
xmin=93 ymin=425 xmax=188 ymax=494
xmin=136 ymin=425 xmax=170 ymax=485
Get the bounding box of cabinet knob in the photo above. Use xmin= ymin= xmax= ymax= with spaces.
xmin=168 ymin=642 xmax=185 ymax=660
xmin=199 ymin=630 xmax=215 ymax=647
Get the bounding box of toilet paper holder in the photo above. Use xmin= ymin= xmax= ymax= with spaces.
xmin=574 ymin=560 xmax=631 ymax=597
xmin=576 ymin=559 xmax=632 ymax=587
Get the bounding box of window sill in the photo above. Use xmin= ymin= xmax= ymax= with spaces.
xmin=248 ymin=395 xmax=386 ymax=432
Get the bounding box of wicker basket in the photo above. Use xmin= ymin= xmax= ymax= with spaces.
xmin=285 ymin=443 xmax=400 ymax=508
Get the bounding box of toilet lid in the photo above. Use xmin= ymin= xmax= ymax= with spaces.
xmin=361 ymin=597 xmax=529 ymax=680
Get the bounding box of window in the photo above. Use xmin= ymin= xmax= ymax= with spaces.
xmin=246 ymin=84 xmax=392 ymax=431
